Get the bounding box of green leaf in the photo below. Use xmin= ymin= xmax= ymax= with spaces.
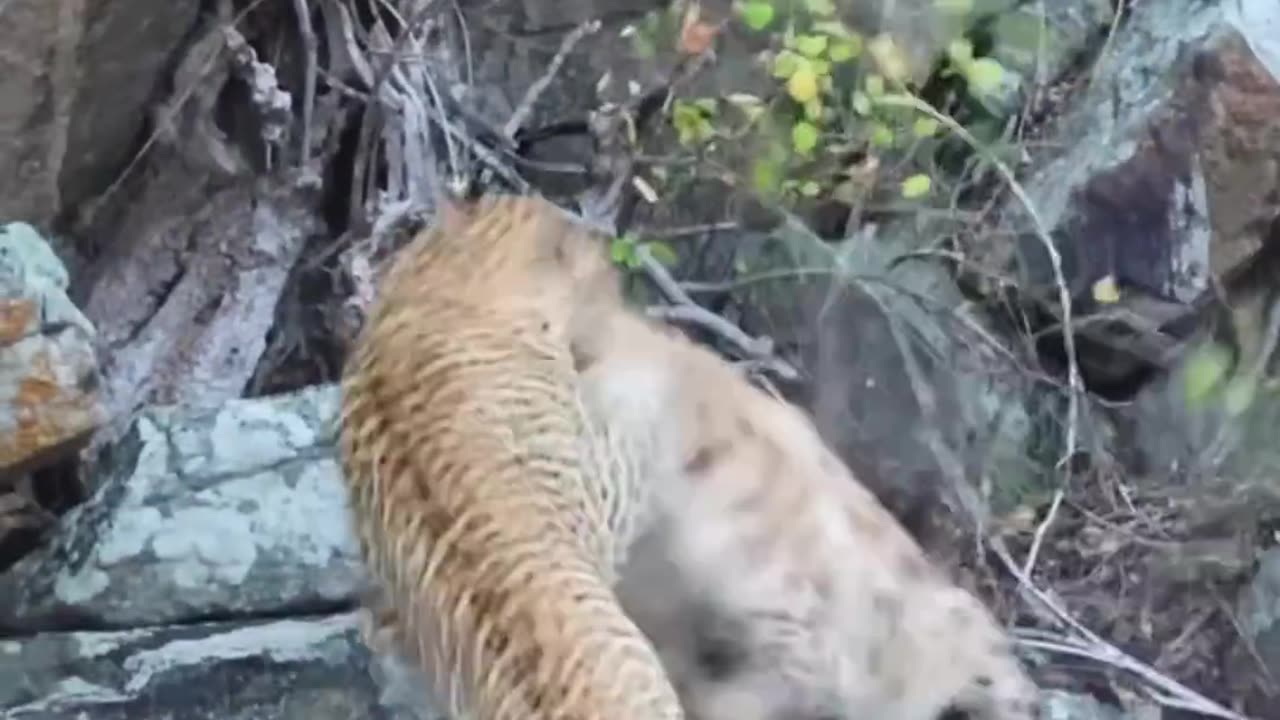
xmin=802 ymin=97 xmax=823 ymax=121
xmin=812 ymin=20 xmax=852 ymax=38
xmin=794 ymin=34 xmax=829 ymax=58
xmin=799 ymin=180 xmax=822 ymax=197
xmin=828 ymin=39 xmax=861 ymax=62
xmin=644 ymin=241 xmax=679 ymax=267
xmin=1183 ymin=343 xmax=1232 ymax=405
xmin=804 ymin=0 xmax=836 ymax=16
xmin=740 ymin=0 xmax=775 ymax=31
xmin=610 ymin=237 xmax=634 ymax=265
xmin=947 ymin=38 xmax=975 ymax=66
xmin=900 ymin=173 xmax=932 ymax=199
xmin=772 ymin=50 xmax=804 ymax=79
xmin=912 ymin=116 xmax=940 ymax=138
xmin=791 ymin=120 xmax=820 ymax=154
xmin=753 ymin=157 xmax=782 ymax=194
xmin=852 ymin=91 xmax=872 ymax=115
xmin=965 ymin=57 xmax=1007 ymax=96
xmin=865 ymin=74 xmax=886 ymax=97
xmin=869 ymin=122 xmax=895 ymax=148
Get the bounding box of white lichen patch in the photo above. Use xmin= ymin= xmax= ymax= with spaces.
xmin=150 ymin=505 xmax=258 ymax=587
xmin=53 ymin=566 xmax=110 ymax=605
xmin=121 ymin=612 xmax=359 ymax=694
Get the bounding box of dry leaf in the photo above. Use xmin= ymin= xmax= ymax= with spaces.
xmin=679 ymin=1 xmax=720 ymax=55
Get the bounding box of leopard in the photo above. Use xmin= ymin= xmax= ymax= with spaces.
xmin=337 ymin=192 xmax=684 ymax=720
xmin=570 ymin=268 xmax=1044 ymax=720
xmin=339 ymin=189 xmax=1041 ymax=720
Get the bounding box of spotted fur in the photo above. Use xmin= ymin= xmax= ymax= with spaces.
xmin=337 ymin=193 xmax=682 ymax=720
xmin=573 ymin=305 xmax=1043 ymax=720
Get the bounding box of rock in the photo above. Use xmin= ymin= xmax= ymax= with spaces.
xmin=0 ymin=0 xmax=201 ymax=228
xmin=1038 ymin=690 xmax=1129 ymax=720
xmin=0 ymin=611 xmax=439 ymax=719
xmin=735 ymin=218 xmax=1043 ymax=540
xmin=989 ymin=0 xmax=1280 ymax=400
xmin=81 ymin=179 xmax=321 ymax=433
xmin=0 ymin=384 xmax=363 ymax=632
xmin=1229 ymin=547 xmax=1280 ymax=704
xmin=0 ymin=222 xmax=104 ymax=476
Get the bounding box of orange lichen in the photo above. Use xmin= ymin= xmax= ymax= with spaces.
xmin=0 ymin=298 xmax=35 ymax=346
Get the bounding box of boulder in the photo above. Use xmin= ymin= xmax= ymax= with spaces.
xmin=0 ymin=384 xmax=363 ymax=631
xmin=1 ymin=612 xmax=438 ymax=720
xmin=988 ymin=0 xmax=1280 ymax=400
xmin=0 ymin=0 xmax=201 ymax=229
xmin=0 ymin=222 xmax=104 ymax=476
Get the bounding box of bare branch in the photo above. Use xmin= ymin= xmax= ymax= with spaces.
xmin=502 ymin=20 xmax=600 ymax=140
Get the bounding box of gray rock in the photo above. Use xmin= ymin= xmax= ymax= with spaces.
xmin=1039 ymin=690 xmax=1129 ymax=720
xmin=1237 ymin=547 xmax=1280 ymax=687
xmin=0 ymin=221 xmax=104 ymax=475
xmin=0 ymin=384 xmax=364 ymax=631
xmin=0 ymin=611 xmax=438 ymax=720
xmin=0 ymin=1 xmax=201 ymax=227
xmin=82 ymin=181 xmax=321 ymax=437
xmin=744 ymin=217 xmax=1044 ymax=533
xmin=991 ymin=0 xmax=1280 ymax=393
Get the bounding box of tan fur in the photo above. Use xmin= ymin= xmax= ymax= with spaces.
xmin=337 ymin=193 xmax=683 ymax=720
xmin=573 ymin=303 xmax=1043 ymax=720
xmin=340 ymin=190 xmax=1040 ymax=720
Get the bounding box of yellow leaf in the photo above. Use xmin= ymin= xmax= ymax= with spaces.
xmin=900 ymin=173 xmax=931 ymax=199
xmin=1090 ymin=275 xmax=1120 ymax=304
xmin=787 ymin=65 xmax=820 ymax=103
xmin=912 ymin=116 xmax=940 ymax=138
xmin=868 ymin=34 xmax=910 ymax=82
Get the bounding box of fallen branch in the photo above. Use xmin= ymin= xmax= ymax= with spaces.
xmin=994 ymin=545 xmax=1253 ymax=720
xmin=636 ymin=245 xmax=798 ymax=380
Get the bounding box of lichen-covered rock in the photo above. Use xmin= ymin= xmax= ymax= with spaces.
xmin=0 ymin=611 xmax=439 ymax=720
xmin=991 ymin=0 xmax=1280 ymax=396
xmin=0 ymin=384 xmax=362 ymax=631
xmin=1039 ymin=690 xmax=1129 ymax=720
xmin=0 ymin=222 xmax=104 ymax=475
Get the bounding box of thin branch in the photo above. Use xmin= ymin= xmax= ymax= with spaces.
xmin=291 ymin=0 xmax=317 ymax=167
xmin=502 ymin=20 xmax=600 ymax=139
xmin=877 ymin=92 xmax=1083 ymax=472
xmin=1021 ymin=488 xmax=1064 ymax=579
xmin=992 ymin=542 xmax=1252 ymax=720
xmin=634 ymin=245 xmax=798 ymax=380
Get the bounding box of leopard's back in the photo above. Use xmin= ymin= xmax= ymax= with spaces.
xmin=338 ymin=194 xmax=683 ymax=720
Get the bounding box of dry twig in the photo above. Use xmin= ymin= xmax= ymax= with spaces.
xmin=501 ymin=20 xmax=600 ymax=140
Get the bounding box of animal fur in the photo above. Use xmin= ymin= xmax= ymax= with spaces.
xmin=339 ymin=190 xmax=1041 ymax=720
xmin=338 ymin=193 xmax=683 ymax=720
xmin=572 ymin=275 xmax=1043 ymax=720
